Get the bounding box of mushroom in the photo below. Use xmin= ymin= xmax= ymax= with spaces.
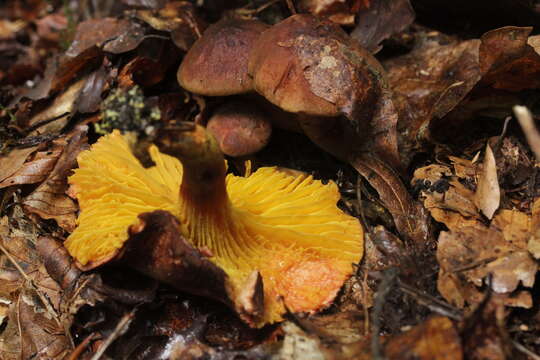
xmin=177 ymin=18 xmax=269 ymax=96
xmin=248 ymin=14 xmax=398 ymax=165
xmin=65 ymin=125 xmax=363 ymax=326
xmin=206 ymin=100 xmax=272 ymax=157
xmin=248 ymin=14 xmax=384 ymax=121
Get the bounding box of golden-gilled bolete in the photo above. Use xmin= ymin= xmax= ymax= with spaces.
xmin=248 ymin=14 xmax=385 ymax=126
xmin=177 ymin=18 xmax=269 ymax=96
xmin=206 ymin=101 xmax=272 ymax=157
xmin=65 ymin=126 xmax=363 ymax=326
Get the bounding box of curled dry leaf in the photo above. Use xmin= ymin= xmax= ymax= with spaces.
xmin=384 ymin=316 xmax=462 ymax=360
xmin=474 ymin=143 xmax=500 ymax=219
xmin=352 ymin=154 xmax=430 ymax=247
xmin=121 ymin=210 xmax=231 ymax=306
xmin=23 ymin=126 xmax=88 ymax=232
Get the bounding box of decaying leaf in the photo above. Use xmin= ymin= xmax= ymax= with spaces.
xmin=66 ymin=18 xmax=146 ymax=58
xmin=474 ymin=143 xmax=500 ymax=219
xmin=0 ymin=145 xmax=39 ymax=184
xmin=462 ymin=296 xmax=512 ymax=360
xmin=437 ymin=213 xmax=537 ymax=308
xmin=528 ymin=198 xmax=540 ymax=259
xmin=136 ymin=1 xmax=206 ymax=51
xmin=0 ymin=143 xmax=62 ymax=189
xmin=351 ymin=0 xmax=415 ymax=53
xmin=384 ymin=316 xmax=462 ymax=360
xmin=23 ymin=126 xmax=88 ymax=231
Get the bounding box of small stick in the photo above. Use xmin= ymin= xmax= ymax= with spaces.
xmin=67 ymin=333 xmax=99 ymax=360
xmin=89 ymin=308 xmax=137 ymax=360
xmin=512 ymin=340 xmax=540 ymax=360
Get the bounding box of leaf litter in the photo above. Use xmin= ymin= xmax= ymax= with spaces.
xmin=1 ymin=0 xmax=540 ymax=359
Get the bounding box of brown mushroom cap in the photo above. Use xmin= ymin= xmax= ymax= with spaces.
xmin=206 ymin=101 xmax=272 ymax=157
xmin=248 ymin=14 xmax=384 ymax=121
xmin=178 ymin=18 xmax=269 ymax=96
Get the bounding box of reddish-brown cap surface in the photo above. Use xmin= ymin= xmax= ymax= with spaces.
xmin=206 ymin=101 xmax=272 ymax=157
xmin=248 ymin=14 xmax=384 ymax=120
xmin=178 ymin=18 xmax=269 ymax=96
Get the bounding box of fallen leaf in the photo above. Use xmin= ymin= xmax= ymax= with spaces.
xmin=385 ymin=316 xmax=462 ymax=360
xmin=66 ymin=18 xmax=146 ymax=58
xmin=528 ymin=198 xmax=540 ymax=259
xmin=23 ymin=126 xmax=88 ymax=231
xmin=0 ymin=145 xmax=38 ymax=183
xmin=0 ymin=144 xmax=62 ymax=188
xmin=352 ymin=154 xmax=430 ymax=246
xmin=351 ymin=0 xmax=415 ymax=53
xmin=474 ymin=143 xmax=500 ymax=219
xmin=462 ymin=296 xmax=512 ymax=360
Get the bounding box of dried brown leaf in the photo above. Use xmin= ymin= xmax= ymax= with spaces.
xmin=479 ymin=27 xmax=540 ymax=91
xmin=437 ymin=218 xmax=537 ymax=307
xmin=24 ymin=126 xmax=88 ymax=231
xmin=352 ymin=154 xmax=430 ymax=246
xmin=0 ymin=145 xmax=62 ymax=188
xmin=528 ymin=198 xmax=540 ymax=259
xmin=462 ymin=296 xmax=512 ymax=360
xmin=136 ymin=1 xmax=205 ymax=51
xmin=66 ymin=18 xmax=145 ymax=58
xmin=0 ymin=145 xmax=38 ymax=183
xmin=474 ymin=144 xmax=500 ymax=219
xmin=351 ymin=0 xmax=415 ymax=53
xmin=385 ymin=316 xmax=462 ymax=360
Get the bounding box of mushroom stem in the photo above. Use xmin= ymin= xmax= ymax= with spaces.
xmin=156 ymin=123 xmax=228 ymax=204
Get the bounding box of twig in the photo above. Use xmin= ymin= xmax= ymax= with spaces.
xmin=514 ymin=105 xmax=540 ymax=162
xmin=89 ymin=308 xmax=137 ymax=360
xmin=0 ymin=239 xmax=61 ymax=327
xmin=67 ymin=332 xmax=99 ymax=360
xmin=397 ymin=280 xmax=463 ymax=321
xmin=512 ymin=340 xmax=540 ymax=360
xmin=371 ymin=268 xmax=398 ymax=360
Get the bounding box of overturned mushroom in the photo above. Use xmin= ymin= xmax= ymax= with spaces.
xmin=177 ymin=18 xmax=269 ymax=96
xmin=206 ymin=101 xmax=272 ymax=157
xmin=65 ymin=126 xmax=363 ymax=326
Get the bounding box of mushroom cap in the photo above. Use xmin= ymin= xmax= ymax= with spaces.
xmin=248 ymin=14 xmax=381 ymax=118
xmin=206 ymin=101 xmax=272 ymax=157
xmin=65 ymin=131 xmax=363 ymax=325
xmin=178 ymin=18 xmax=269 ymax=96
